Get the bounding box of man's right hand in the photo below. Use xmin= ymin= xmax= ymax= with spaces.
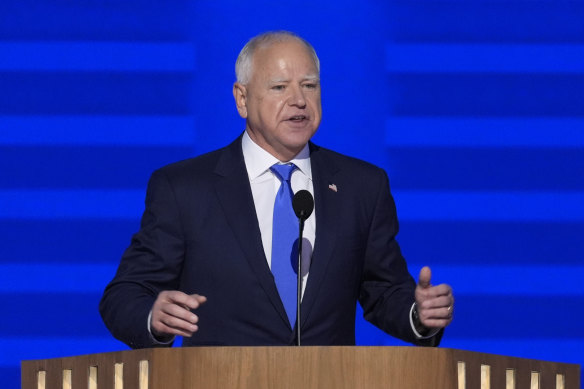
xmin=151 ymin=291 xmax=207 ymax=338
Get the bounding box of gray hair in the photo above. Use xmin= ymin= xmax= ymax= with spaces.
xmin=235 ymin=31 xmax=320 ymax=85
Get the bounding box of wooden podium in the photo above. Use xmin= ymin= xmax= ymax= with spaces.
xmin=22 ymin=346 xmax=580 ymax=389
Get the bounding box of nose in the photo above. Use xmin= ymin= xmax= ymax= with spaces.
xmin=288 ymin=84 xmax=306 ymax=108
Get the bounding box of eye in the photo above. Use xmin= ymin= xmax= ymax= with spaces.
xmin=303 ymin=83 xmax=318 ymax=89
xmin=271 ymin=85 xmax=286 ymax=91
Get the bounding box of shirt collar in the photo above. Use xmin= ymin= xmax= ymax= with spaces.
xmin=242 ymin=130 xmax=312 ymax=181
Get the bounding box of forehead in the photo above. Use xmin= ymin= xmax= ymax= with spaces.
xmin=251 ymin=40 xmax=318 ymax=78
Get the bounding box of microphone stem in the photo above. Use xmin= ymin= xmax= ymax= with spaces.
xmin=296 ymin=217 xmax=305 ymax=346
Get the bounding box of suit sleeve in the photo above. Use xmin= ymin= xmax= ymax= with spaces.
xmin=99 ymin=169 xmax=186 ymax=349
xmin=358 ymin=168 xmax=442 ymax=346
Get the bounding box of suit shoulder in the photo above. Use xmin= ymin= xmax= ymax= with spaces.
xmin=312 ymin=144 xmax=388 ymax=179
xmin=153 ymin=145 xmax=228 ymax=181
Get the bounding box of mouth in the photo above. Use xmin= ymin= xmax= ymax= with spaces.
xmin=287 ymin=115 xmax=309 ymax=123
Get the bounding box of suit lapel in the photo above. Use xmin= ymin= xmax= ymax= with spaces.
xmin=213 ymin=137 xmax=292 ymax=328
xmin=300 ymin=144 xmax=341 ymax=327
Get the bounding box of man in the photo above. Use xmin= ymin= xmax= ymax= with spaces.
xmin=99 ymin=31 xmax=454 ymax=348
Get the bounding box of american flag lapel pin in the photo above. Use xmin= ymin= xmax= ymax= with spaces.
xmin=328 ymin=183 xmax=338 ymax=192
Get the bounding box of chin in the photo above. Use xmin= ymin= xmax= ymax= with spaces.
xmin=284 ymin=131 xmax=314 ymax=148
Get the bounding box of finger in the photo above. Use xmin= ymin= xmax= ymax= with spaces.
xmin=151 ymin=291 xmax=207 ymax=338
xmin=418 ymin=295 xmax=452 ymax=310
xmin=159 ymin=302 xmax=200 ymax=324
xmin=166 ymin=291 xmax=206 ymax=310
xmin=419 ymin=306 xmax=454 ymax=327
xmin=427 ymin=289 xmax=453 ymax=306
xmin=419 ymin=318 xmax=452 ymax=329
xmin=159 ymin=313 xmax=199 ymax=333
xmin=152 ymin=305 xmax=200 ymax=335
xmin=419 ymin=303 xmax=454 ymax=321
xmin=154 ymin=320 xmax=199 ymax=338
xmin=431 ymin=284 xmax=452 ymax=297
xmin=190 ymin=294 xmax=208 ymax=305
xmin=417 ymin=284 xmax=452 ymax=301
xmin=417 ymin=266 xmax=432 ymax=289
xmin=159 ymin=290 xmax=189 ymax=304
xmin=425 ymin=305 xmax=453 ymax=319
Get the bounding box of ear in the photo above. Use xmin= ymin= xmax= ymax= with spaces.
xmin=233 ymin=82 xmax=248 ymax=118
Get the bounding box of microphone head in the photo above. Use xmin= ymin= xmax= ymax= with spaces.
xmin=292 ymin=190 xmax=314 ymax=221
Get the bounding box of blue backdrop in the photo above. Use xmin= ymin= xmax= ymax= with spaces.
xmin=1 ymin=1 xmax=583 ymax=387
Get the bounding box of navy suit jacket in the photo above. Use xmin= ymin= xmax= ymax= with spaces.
xmin=99 ymin=136 xmax=441 ymax=348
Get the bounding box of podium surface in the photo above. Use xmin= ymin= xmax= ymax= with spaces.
xmin=22 ymin=346 xmax=580 ymax=389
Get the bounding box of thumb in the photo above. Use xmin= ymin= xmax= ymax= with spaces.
xmin=418 ymin=266 xmax=432 ymax=289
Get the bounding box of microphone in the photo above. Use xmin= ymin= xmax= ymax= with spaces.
xmin=292 ymin=190 xmax=314 ymax=346
xmin=293 ymin=190 xmax=314 ymax=221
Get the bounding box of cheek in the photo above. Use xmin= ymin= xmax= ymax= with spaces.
xmin=268 ymin=100 xmax=287 ymax=119
xmin=310 ymin=98 xmax=322 ymax=119
xmin=308 ymin=93 xmax=321 ymax=107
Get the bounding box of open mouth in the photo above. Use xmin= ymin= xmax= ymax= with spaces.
xmin=287 ymin=115 xmax=308 ymax=122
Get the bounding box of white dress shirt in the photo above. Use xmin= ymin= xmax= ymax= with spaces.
xmin=241 ymin=130 xmax=315 ymax=299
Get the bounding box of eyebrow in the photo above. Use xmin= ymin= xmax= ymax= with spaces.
xmin=269 ymin=75 xmax=320 ymax=83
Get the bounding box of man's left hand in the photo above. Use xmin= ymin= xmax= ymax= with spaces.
xmin=415 ymin=266 xmax=454 ymax=329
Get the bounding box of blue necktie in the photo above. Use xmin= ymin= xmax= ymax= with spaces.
xmin=270 ymin=163 xmax=298 ymax=327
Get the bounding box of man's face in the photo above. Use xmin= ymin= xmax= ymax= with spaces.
xmin=234 ymin=40 xmax=322 ymax=161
